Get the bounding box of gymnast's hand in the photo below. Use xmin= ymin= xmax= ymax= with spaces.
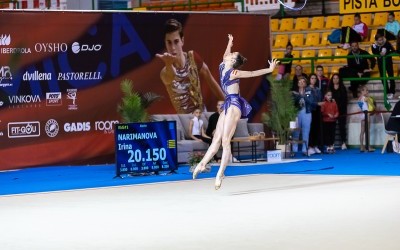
xmin=268 ymin=58 xmax=280 ymax=71
xmin=156 ymin=52 xmax=176 ymax=65
xmin=228 ymin=34 xmax=233 ymax=46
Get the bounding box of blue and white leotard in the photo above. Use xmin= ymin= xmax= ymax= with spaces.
xmin=219 ymin=62 xmax=252 ymax=117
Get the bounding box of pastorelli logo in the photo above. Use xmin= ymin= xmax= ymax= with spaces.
xmin=46 ymin=92 xmax=62 ymax=106
xmin=8 ymin=121 xmax=40 ymax=138
xmin=23 ymin=71 xmax=51 ymax=81
xmin=0 ymin=34 xmax=31 ymax=54
xmin=57 ymin=72 xmax=102 ymax=81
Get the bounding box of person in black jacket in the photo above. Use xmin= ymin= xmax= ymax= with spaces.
xmin=371 ymin=33 xmax=396 ymax=99
xmin=206 ymin=100 xmax=224 ymax=138
xmin=329 ymin=73 xmax=348 ymax=150
xmin=292 ymin=65 xmax=308 ymax=92
xmin=387 ymin=100 xmax=400 ymax=153
xmin=344 ymin=42 xmax=376 ymax=98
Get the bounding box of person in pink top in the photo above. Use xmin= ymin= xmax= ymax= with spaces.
xmin=352 ymin=13 xmax=368 ymax=41
xmin=321 ymin=90 xmax=339 ymax=153
xmin=339 ymin=13 xmax=369 ymax=49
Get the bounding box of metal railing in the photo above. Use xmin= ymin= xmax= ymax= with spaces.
xmin=276 ymin=53 xmax=400 ymax=110
xmin=137 ymin=0 xmax=244 ymax=12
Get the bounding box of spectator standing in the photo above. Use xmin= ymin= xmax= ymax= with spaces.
xmin=329 ymin=73 xmax=348 ymax=150
xmin=321 ymin=90 xmax=339 ymax=153
xmin=386 ymin=100 xmax=400 ymax=153
xmin=292 ymin=77 xmax=317 ymax=156
xmin=276 ymin=42 xmax=293 ymax=80
xmin=307 ymin=74 xmax=323 ymax=155
xmin=357 ymin=85 xmax=375 ymax=152
xmin=371 ymin=33 xmax=396 ymax=99
xmin=292 ymin=65 xmax=308 ymax=92
xmin=315 ymin=65 xmax=330 ymax=94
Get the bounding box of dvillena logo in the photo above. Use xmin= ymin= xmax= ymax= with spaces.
xmin=0 ymin=34 xmax=11 ymax=46
xmin=45 ymin=119 xmax=59 ymax=137
xmin=8 ymin=121 xmax=40 ymax=138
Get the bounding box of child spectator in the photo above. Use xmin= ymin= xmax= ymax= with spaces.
xmin=189 ymin=108 xmax=212 ymax=145
xmin=371 ymin=33 xmax=396 ymax=99
xmin=357 ymin=85 xmax=375 ymax=152
xmin=329 ymin=74 xmax=348 ymax=150
xmin=321 ymin=90 xmax=339 ymax=153
xmin=276 ymin=42 xmax=293 ymax=80
xmin=382 ymin=12 xmax=400 ymax=40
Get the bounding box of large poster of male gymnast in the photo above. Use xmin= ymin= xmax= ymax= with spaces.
xmin=0 ymin=11 xmax=271 ymax=170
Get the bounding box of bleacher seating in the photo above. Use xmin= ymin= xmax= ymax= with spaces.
xmin=310 ymin=16 xmax=324 ymax=30
xmin=290 ymin=33 xmax=304 ymax=47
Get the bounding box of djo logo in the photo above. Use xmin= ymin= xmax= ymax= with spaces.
xmin=45 ymin=119 xmax=59 ymax=137
xmin=71 ymin=42 xmax=102 ymax=54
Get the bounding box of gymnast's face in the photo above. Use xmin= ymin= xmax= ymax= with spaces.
xmin=165 ymin=30 xmax=184 ymax=57
xmin=225 ymin=52 xmax=239 ymax=63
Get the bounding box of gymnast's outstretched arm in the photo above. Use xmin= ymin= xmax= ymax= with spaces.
xmin=231 ymin=58 xmax=279 ymax=79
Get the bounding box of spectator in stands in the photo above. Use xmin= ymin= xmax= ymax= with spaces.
xmin=321 ymin=90 xmax=339 ymax=153
xmin=315 ymin=65 xmax=329 ymax=94
xmin=206 ymin=100 xmax=224 ymax=138
xmin=382 ymin=12 xmax=400 ymax=40
xmin=307 ymin=74 xmax=323 ymax=155
xmin=371 ymin=33 xmax=396 ymax=99
xmin=189 ymin=108 xmax=212 ymax=145
xmin=387 ymin=100 xmax=400 ymax=153
xmin=156 ymin=19 xmax=224 ymax=114
xmin=329 ymin=73 xmax=348 ymax=150
xmin=340 ymin=41 xmax=376 ymax=98
xmin=357 ymin=85 xmax=375 ymax=152
xmin=338 ymin=13 xmax=368 ymax=49
xmin=292 ymin=65 xmax=308 ymax=92
xmin=276 ymin=42 xmax=293 ymax=80
xmin=292 ymin=76 xmax=317 ymax=156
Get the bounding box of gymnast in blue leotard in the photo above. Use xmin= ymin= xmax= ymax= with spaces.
xmin=193 ymin=34 xmax=279 ymax=190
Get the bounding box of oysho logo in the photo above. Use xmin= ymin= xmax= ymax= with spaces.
xmin=45 ymin=119 xmax=59 ymax=137
xmin=34 ymin=43 xmax=68 ymax=53
xmin=64 ymin=122 xmax=91 ymax=132
xmin=66 ymin=89 xmax=78 ymax=110
xmin=0 ymin=34 xmax=11 ymax=46
xmin=46 ymin=92 xmax=62 ymax=106
xmin=71 ymin=42 xmax=102 ymax=54
xmin=8 ymin=121 xmax=40 ymax=138
xmin=95 ymin=120 xmax=119 ymax=133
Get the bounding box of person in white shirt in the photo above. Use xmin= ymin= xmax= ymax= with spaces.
xmin=189 ymin=108 xmax=212 ymax=144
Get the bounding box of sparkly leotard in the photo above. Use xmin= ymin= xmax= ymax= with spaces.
xmin=219 ymin=62 xmax=252 ymax=117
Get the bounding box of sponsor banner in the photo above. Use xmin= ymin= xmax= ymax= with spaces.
xmin=340 ymin=0 xmax=400 ymax=13
xmin=0 ymin=11 xmax=270 ymax=170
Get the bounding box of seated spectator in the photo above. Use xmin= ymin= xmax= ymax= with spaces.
xmin=371 ymin=33 xmax=396 ymax=99
xmin=206 ymin=100 xmax=224 ymax=138
xmin=276 ymin=42 xmax=293 ymax=80
xmin=387 ymin=100 xmax=400 ymax=153
xmin=380 ymin=12 xmax=400 ymax=41
xmin=329 ymin=74 xmax=348 ymax=150
xmin=189 ymin=108 xmax=212 ymax=145
xmin=292 ymin=65 xmax=308 ymax=92
xmin=315 ymin=65 xmax=329 ymax=94
xmin=339 ymin=42 xmax=376 ymax=98
xmin=338 ymin=13 xmax=368 ymax=49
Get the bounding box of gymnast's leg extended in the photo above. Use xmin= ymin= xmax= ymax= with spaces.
xmin=215 ymin=106 xmax=241 ymax=189
xmin=192 ymin=112 xmax=225 ymax=179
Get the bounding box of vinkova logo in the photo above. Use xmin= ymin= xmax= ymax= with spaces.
xmin=0 ymin=66 xmax=13 ymax=87
xmin=23 ymin=71 xmax=51 ymax=81
xmin=46 ymin=92 xmax=62 ymax=106
xmin=8 ymin=121 xmax=40 ymax=138
xmin=0 ymin=34 xmax=10 ymax=46
xmin=8 ymin=95 xmax=41 ymax=106
xmin=71 ymin=42 xmax=102 ymax=54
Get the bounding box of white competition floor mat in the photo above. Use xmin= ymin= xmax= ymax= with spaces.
xmin=1 ymin=174 xmax=399 ymax=250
